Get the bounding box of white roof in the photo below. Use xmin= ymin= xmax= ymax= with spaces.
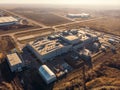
xmin=68 ymin=13 xmax=89 ymax=17
xmin=7 ymin=53 xmax=22 ymax=66
xmin=0 ymin=16 xmax=18 ymax=24
xmin=64 ymin=35 xmax=78 ymax=41
xmin=39 ymin=65 xmax=56 ymax=81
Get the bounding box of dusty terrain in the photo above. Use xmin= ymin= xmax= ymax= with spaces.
xmin=10 ymin=8 xmax=72 ymax=26
xmin=56 ymin=17 xmax=120 ymax=36
xmin=53 ymin=45 xmax=120 ymax=90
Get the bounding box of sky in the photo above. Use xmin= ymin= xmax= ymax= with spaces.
xmin=0 ymin=0 xmax=120 ymax=6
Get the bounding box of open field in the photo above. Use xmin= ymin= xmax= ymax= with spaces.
xmin=56 ymin=17 xmax=120 ymax=36
xmin=10 ymin=9 xmax=72 ymax=26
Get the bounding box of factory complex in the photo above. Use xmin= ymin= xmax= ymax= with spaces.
xmin=4 ymin=26 xmax=119 ymax=85
xmin=27 ymin=29 xmax=98 ymax=63
xmin=5 ymin=27 xmax=120 ymax=85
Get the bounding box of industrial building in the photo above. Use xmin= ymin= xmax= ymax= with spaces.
xmin=27 ymin=39 xmax=72 ymax=63
xmin=67 ymin=13 xmax=90 ymax=18
xmin=27 ymin=29 xmax=99 ymax=63
xmin=6 ymin=53 xmax=23 ymax=72
xmin=38 ymin=65 xmax=56 ymax=84
xmin=0 ymin=16 xmax=18 ymax=26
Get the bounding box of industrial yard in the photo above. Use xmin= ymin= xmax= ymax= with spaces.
xmin=0 ymin=4 xmax=120 ymax=90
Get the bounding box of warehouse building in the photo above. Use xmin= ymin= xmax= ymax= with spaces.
xmin=67 ymin=13 xmax=90 ymax=18
xmin=39 ymin=65 xmax=56 ymax=84
xmin=6 ymin=53 xmax=23 ymax=72
xmin=0 ymin=16 xmax=18 ymax=26
xmin=27 ymin=39 xmax=72 ymax=63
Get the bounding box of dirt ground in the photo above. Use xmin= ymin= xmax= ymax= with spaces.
xmin=56 ymin=10 xmax=120 ymax=36
xmin=53 ymin=44 xmax=120 ymax=90
xmin=0 ymin=36 xmax=16 ymax=54
xmin=11 ymin=11 xmax=72 ymax=26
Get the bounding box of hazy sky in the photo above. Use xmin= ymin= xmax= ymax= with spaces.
xmin=0 ymin=0 xmax=120 ymax=5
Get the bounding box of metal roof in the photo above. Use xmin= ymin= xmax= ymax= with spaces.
xmin=39 ymin=65 xmax=56 ymax=81
xmin=67 ymin=13 xmax=89 ymax=17
xmin=7 ymin=53 xmax=22 ymax=66
xmin=0 ymin=16 xmax=18 ymax=24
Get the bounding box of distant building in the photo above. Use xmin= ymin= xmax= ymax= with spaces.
xmin=27 ymin=39 xmax=72 ymax=63
xmin=67 ymin=13 xmax=90 ymax=18
xmin=0 ymin=16 xmax=18 ymax=26
xmin=39 ymin=65 xmax=56 ymax=84
xmin=6 ymin=53 xmax=23 ymax=72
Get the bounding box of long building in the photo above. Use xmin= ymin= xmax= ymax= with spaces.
xmin=27 ymin=39 xmax=72 ymax=63
xmin=0 ymin=16 xmax=18 ymax=26
xmin=39 ymin=65 xmax=56 ymax=84
xmin=6 ymin=53 xmax=23 ymax=72
xmin=67 ymin=13 xmax=90 ymax=18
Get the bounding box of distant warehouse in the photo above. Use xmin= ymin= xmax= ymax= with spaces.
xmin=0 ymin=16 xmax=18 ymax=26
xmin=39 ymin=65 xmax=56 ymax=84
xmin=67 ymin=13 xmax=90 ymax=18
xmin=6 ymin=53 xmax=23 ymax=72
